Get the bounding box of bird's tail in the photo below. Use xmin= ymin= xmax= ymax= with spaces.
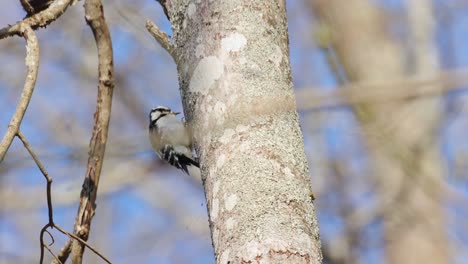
xmin=178 ymin=155 xmax=201 ymax=180
xmin=161 ymin=145 xmax=201 ymax=180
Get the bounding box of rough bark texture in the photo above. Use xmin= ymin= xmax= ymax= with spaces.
xmin=312 ymin=0 xmax=449 ymax=263
xmin=163 ymin=0 xmax=322 ymax=263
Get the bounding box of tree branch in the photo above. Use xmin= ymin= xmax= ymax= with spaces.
xmin=52 ymin=240 xmax=72 ymax=264
xmin=17 ymin=131 xmax=53 ymax=221
xmin=43 ymin=243 xmax=62 ymax=264
xmin=145 ymin=19 xmax=176 ymax=60
xmin=55 ymin=224 xmax=112 ymax=264
xmin=0 ymin=0 xmax=75 ymax=162
xmin=0 ymin=25 xmax=38 ymax=162
xmin=0 ymin=0 xmax=73 ymax=39
xmin=55 ymin=0 xmax=115 ymax=263
xmin=0 ymin=1 xmax=113 ymax=263
xmin=16 ymin=131 xmax=111 ymax=264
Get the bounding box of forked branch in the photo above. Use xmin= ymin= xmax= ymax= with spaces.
xmin=0 ymin=25 xmax=38 ymax=162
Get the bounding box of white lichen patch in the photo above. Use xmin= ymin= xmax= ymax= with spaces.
xmin=214 ymin=101 xmax=226 ymax=113
xmin=236 ymin=124 xmax=249 ymax=133
xmin=213 ymin=180 xmax=220 ymax=197
xmin=219 ymin=249 xmax=230 ymax=264
xmin=225 ymin=194 xmax=238 ymax=211
xmin=214 ymin=101 xmax=227 ymax=125
xmin=221 ymin=33 xmax=247 ymax=53
xmin=187 ymin=3 xmax=196 ymax=17
xmin=283 ymin=167 xmax=294 ymax=179
xmin=271 ymin=160 xmax=281 ymax=171
xmin=219 ymin=128 xmax=235 ymax=144
xmin=227 ymin=93 xmax=239 ymax=106
xmin=212 ymin=198 xmax=220 ymax=220
xmin=226 ymin=217 xmax=236 ymax=230
xmin=249 ymin=62 xmax=261 ymax=71
xmin=239 ymin=142 xmax=250 ymax=152
xmin=270 ymin=45 xmax=283 ymax=67
xmin=241 ymin=241 xmax=263 ymax=260
xmin=239 ymin=57 xmax=247 ymax=65
xmin=182 ymin=63 xmax=189 ymax=75
xmin=297 ymin=232 xmax=313 ymax=251
xmin=189 ymin=56 xmax=224 ymax=95
xmin=217 ymin=154 xmax=226 ymax=169
xmin=205 ymin=103 xmax=213 ymax=113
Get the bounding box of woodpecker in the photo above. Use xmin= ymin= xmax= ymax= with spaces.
xmin=148 ymin=106 xmax=200 ymax=177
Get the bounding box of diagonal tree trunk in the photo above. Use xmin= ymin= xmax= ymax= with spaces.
xmin=311 ymin=0 xmax=449 ymax=263
xmin=156 ymin=0 xmax=322 ymax=263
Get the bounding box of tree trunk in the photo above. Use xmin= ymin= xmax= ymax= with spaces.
xmin=311 ymin=0 xmax=449 ymax=263
xmin=161 ymin=0 xmax=322 ymax=263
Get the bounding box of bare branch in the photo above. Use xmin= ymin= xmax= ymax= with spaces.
xmin=145 ymin=19 xmax=175 ymax=59
xmin=43 ymin=242 xmax=63 ymax=264
xmin=52 ymin=240 xmax=72 ymax=264
xmin=44 ymin=229 xmax=55 ymax=246
xmin=54 ymin=224 xmax=112 ymax=264
xmin=16 ymin=131 xmax=58 ymax=263
xmin=54 ymin=0 xmax=115 ymax=263
xmin=0 ymin=25 xmax=38 ymax=162
xmin=40 ymin=223 xmax=112 ymax=264
xmin=16 ymin=130 xmax=111 ymax=263
xmin=0 ymin=0 xmax=73 ymax=39
xmin=16 ymin=131 xmax=53 ymax=222
xmin=0 ymin=0 xmax=76 ymax=163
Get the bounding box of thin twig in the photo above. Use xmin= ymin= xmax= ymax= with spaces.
xmin=16 ymin=131 xmax=111 ymax=264
xmin=41 ymin=223 xmax=112 ymax=264
xmin=17 ymin=131 xmax=53 ymax=222
xmin=43 ymin=242 xmax=63 ymax=264
xmin=40 ymin=224 xmax=58 ymax=263
xmin=44 ymin=229 xmax=55 ymax=246
xmin=16 ymin=131 xmax=56 ymax=263
xmin=145 ymin=19 xmax=176 ymax=59
xmin=17 ymin=131 xmax=54 ymax=264
xmin=0 ymin=25 xmax=38 ymax=162
xmin=54 ymin=224 xmax=112 ymax=264
xmin=0 ymin=0 xmax=73 ymax=39
xmin=55 ymin=0 xmax=115 ymax=263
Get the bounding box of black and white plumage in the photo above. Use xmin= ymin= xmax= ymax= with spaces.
xmin=149 ymin=106 xmax=200 ymax=177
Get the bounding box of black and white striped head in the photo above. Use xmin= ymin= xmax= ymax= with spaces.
xmin=149 ymin=106 xmax=180 ymax=127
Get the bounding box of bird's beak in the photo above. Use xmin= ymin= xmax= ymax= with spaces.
xmin=174 ymin=112 xmax=181 ymax=115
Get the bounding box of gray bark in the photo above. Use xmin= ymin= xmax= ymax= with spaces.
xmin=163 ymin=0 xmax=322 ymax=263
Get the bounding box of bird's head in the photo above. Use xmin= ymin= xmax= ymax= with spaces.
xmin=149 ymin=106 xmax=180 ymax=125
